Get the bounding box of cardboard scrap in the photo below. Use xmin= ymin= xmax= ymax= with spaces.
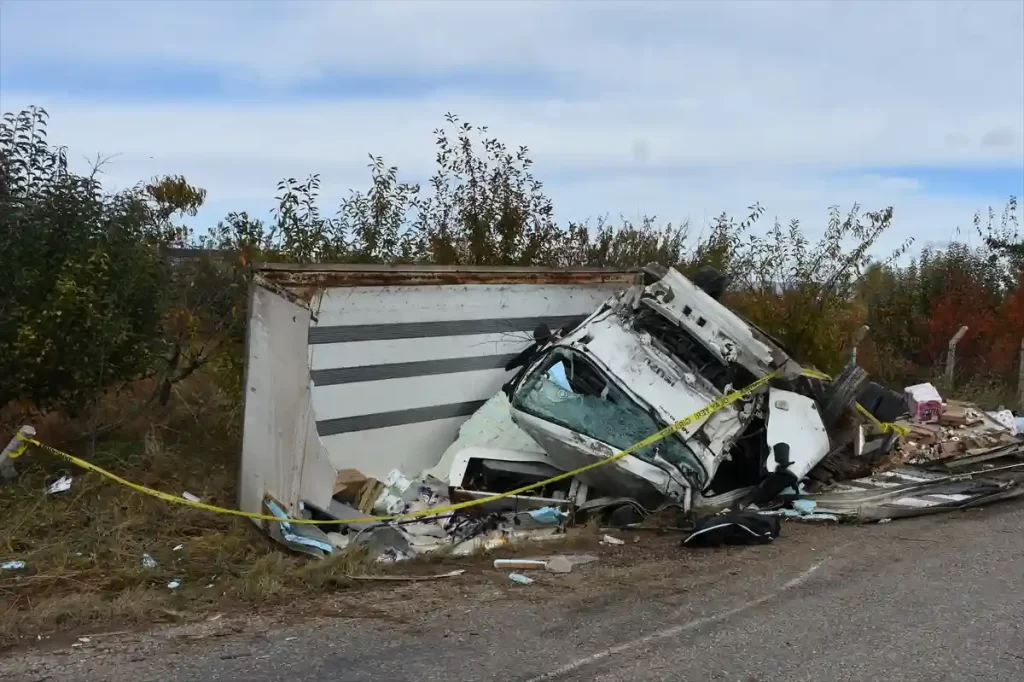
xmin=940 ymin=401 xmax=983 ymax=428
xmin=333 ymin=469 xmax=384 ymax=513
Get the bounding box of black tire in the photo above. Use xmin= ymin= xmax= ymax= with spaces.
xmin=639 ymin=262 xmax=668 ymax=285
xmin=691 ymin=265 xmax=730 ymax=300
xmin=857 ymin=382 xmax=908 ymax=422
xmin=608 ymin=504 xmax=645 ymax=528
xmin=820 ymin=364 xmax=870 ymax=428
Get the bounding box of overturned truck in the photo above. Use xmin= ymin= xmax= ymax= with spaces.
xmin=499 ymin=263 xmax=865 ymax=511
xmin=240 ymin=264 xmax=1024 ymax=554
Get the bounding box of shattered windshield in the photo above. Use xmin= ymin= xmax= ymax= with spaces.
xmin=511 ymin=347 xmax=705 ymax=484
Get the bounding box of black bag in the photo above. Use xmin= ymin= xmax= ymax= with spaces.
xmin=682 ymin=513 xmax=781 ymax=547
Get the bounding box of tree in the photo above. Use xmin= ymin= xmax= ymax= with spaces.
xmin=0 ymin=107 xmax=205 ymax=414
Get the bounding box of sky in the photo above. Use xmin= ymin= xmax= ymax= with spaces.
xmin=1 ymin=0 xmax=1022 ymax=257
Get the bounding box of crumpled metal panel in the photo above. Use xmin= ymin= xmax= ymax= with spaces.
xmin=806 ymin=461 xmax=1024 ymax=521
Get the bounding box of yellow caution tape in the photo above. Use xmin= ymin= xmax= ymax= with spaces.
xmin=14 ymin=373 xmax=777 ymax=525
xmin=11 ymin=365 xmax=907 ymax=525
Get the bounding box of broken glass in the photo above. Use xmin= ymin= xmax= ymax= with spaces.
xmin=512 ymin=348 xmax=704 ymax=482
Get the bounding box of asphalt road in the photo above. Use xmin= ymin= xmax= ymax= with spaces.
xmin=5 ymin=503 xmax=1024 ymax=682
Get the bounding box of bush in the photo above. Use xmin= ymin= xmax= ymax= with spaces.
xmin=2 ymin=104 xmax=1022 ymax=424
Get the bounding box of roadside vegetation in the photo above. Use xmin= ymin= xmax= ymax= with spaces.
xmin=1 ymin=105 xmax=1021 ymax=646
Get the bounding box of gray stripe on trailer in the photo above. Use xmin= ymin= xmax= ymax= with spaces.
xmin=311 ymin=353 xmax=520 ymax=386
xmin=308 ymin=314 xmax=587 ymax=344
xmin=316 ymin=400 xmax=488 ymax=436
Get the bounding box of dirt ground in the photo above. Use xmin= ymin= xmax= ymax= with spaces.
xmin=1 ymin=520 xmax=841 ymax=658
xmin=6 ymin=505 xmax=1023 ymax=682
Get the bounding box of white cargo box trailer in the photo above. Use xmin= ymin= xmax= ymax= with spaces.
xmin=239 ymin=264 xmax=632 ymax=523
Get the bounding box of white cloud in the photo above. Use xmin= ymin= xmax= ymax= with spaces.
xmin=1 ymin=0 xmax=1021 ymax=251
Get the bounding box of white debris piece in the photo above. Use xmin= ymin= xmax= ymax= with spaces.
xmin=905 ymin=383 xmax=943 ymax=423
xmin=46 ymin=475 xmax=73 ymax=495
xmin=986 ymin=410 xmax=1018 ymax=435
xmin=141 ymin=554 xmax=157 ymax=568
xmin=600 ymin=534 xmax=625 ymax=546
xmin=545 ymin=554 xmax=599 ymax=574
xmin=493 ymin=559 xmax=547 ymax=570
xmin=1 ymin=560 xmax=26 ymax=571
xmin=326 ymin=532 xmax=350 ymax=551
xmin=181 ymin=492 xmax=201 ymax=503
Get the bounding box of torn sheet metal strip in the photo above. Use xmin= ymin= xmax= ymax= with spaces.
xmin=804 ymin=462 xmax=1024 ymax=521
xmin=264 ymin=498 xmax=333 ymax=556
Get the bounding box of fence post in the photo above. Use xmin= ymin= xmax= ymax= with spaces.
xmin=849 ymin=325 xmax=870 ymax=367
xmin=946 ymin=325 xmax=969 ymax=389
xmin=1018 ymin=338 xmax=1024 ymax=413
xmin=0 ymin=425 xmax=36 ymax=481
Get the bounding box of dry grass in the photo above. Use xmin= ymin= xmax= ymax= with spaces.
xmin=1 ymin=372 xmax=602 ymax=650
xmin=943 ymin=377 xmax=1021 ymax=412
xmin=0 ymin=375 xmax=389 ymax=650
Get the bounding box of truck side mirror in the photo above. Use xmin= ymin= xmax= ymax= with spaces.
xmin=773 ymin=442 xmax=792 ymax=470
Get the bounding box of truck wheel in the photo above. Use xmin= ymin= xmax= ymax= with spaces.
xmin=639 ymin=262 xmax=668 ymax=285
xmin=820 ymin=364 xmax=870 ymax=428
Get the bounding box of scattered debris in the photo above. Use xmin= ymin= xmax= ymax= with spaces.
xmin=1 ymin=560 xmax=26 ymax=571
xmin=600 ymin=534 xmax=625 ymax=546
xmin=507 ymin=572 xmax=534 ymax=585
xmin=759 ymin=508 xmax=840 ymax=523
xmin=181 ymin=491 xmax=201 ymax=503
xmin=544 ymin=554 xmax=598 ymax=574
xmin=494 ymin=559 xmax=547 ymax=570
xmin=77 ymin=637 xmax=91 ymax=644
xmin=987 ymin=410 xmax=1019 ymax=436
xmin=906 ymin=383 xmax=943 ymax=423
xmin=333 ymin=468 xmax=383 ymax=513
xmin=45 ymin=475 xmax=73 ymax=495
xmin=265 ymin=498 xmax=333 ymax=558
xmin=346 ymin=569 xmax=465 ymax=582
xmin=792 ymin=499 xmax=817 ymax=514
xmin=167 ymin=580 xmax=181 ymax=590
xmin=172 ymin=544 xmax=185 ymax=552
xmin=492 ymin=555 xmax=598 ymax=574
xmin=141 ymin=554 xmax=157 ymax=568
xmin=483 ymin=535 xmax=509 ymax=551
xmin=326 ymin=532 xmax=350 ymax=551
xmin=525 ymin=506 xmax=567 ymax=525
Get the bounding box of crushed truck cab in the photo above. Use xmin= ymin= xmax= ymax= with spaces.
xmin=506 ymin=265 xmax=841 ymax=509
